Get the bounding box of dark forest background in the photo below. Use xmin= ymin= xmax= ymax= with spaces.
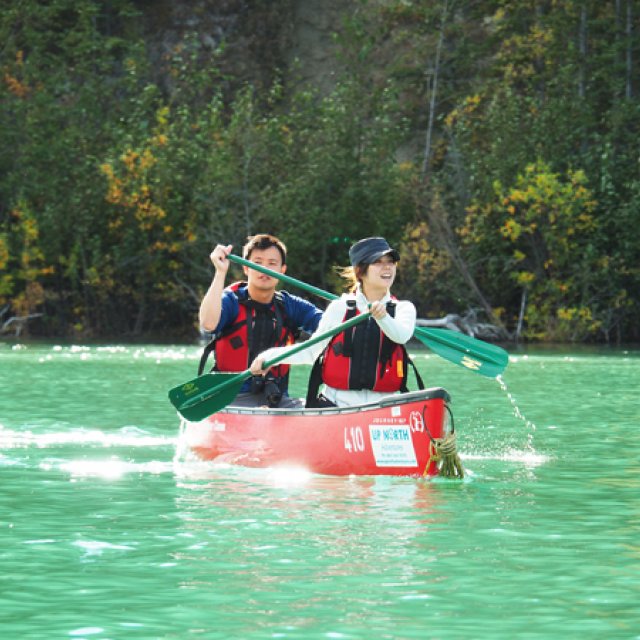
xmin=1 ymin=0 xmax=639 ymax=343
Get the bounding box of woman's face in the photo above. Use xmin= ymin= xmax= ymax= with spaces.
xmin=362 ymin=255 xmax=397 ymax=290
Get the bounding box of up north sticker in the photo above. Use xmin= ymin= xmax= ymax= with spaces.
xmin=368 ymin=424 xmax=417 ymax=467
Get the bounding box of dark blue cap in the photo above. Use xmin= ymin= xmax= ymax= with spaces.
xmin=348 ymin=237 xmax=400 ymax=267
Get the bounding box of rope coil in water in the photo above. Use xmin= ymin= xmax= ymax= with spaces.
xmin=429 ymin=432 xmax=464 ymax=479
xmin=423 ymin=403 xmax=464 ymax=479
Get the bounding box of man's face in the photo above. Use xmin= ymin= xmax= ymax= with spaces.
xmin=243 ymin=246 xmax=287 ymax=290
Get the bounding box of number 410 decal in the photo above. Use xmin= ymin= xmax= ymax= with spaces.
xmin=344 ymin=426 xmax=365 ymax=453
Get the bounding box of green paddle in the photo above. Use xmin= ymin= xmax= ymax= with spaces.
xmin=169 ymin=311 xmax=372 ymax=421
xmin=229 ymin=253 xmax=509 ymax=378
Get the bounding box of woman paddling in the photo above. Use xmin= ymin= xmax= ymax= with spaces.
xmin=250 ymin=237 xmax=419 ymax=408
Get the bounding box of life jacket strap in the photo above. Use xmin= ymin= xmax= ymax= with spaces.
xmin=197 ymin=338 xmax=216 ymax=376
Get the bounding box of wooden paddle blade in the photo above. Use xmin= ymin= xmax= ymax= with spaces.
xmin=168 ymin=372 xmax=246 ymax=422
xmin=414 ymin=327 xmax=509 ymax=378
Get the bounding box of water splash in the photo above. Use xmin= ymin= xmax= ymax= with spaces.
xmin=173 ymin=418 xmax=191 ymax=464
xmin=495 ymin=371 xmax=537 ymax=450
xmin=463 ymin=449 xmax=549 ymax=467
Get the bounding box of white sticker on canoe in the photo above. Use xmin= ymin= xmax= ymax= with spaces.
xmin=368 ymin=425 xmax=417 ymax=467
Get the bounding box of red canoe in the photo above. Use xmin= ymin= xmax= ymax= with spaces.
xmin=179 ymin=387 xmax=452 ymax=477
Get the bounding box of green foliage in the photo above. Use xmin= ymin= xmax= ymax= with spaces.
xmin=266 ymin=81 xmax=415 ymax=289
xmin=0 ymin=0 xmax=638 ymax=341
xmin=0 ymin=201 xmax=51 ymax=324
xmin=1 ymin=0 xmax=141 ymax=334
xmin=462 ymin=161 xmax=602 ymax=341
xmin=437 ymin=1 xmax=640 ymax=341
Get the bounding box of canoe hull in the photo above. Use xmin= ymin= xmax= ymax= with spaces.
xmin=180 ymin=388 xmax=452 ymax=477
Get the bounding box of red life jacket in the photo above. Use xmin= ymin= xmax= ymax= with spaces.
xmin=320 ymin=299 xmax=408 ymax=392
xmin=201 ymin=283 xmax=295 ymax=383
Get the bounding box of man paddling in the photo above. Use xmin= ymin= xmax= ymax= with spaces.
xmin=199 ymin=234 xmax=322 ymax=407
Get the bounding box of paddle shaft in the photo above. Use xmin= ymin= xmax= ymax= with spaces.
xmin=179 ymin=310 xmax=372 ymax=412
xmin=228 ymin=253 xmax=507 ymax=370
xmin=230 ymin=253 xmax=337 ymax=302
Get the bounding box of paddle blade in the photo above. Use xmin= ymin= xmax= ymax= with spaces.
xmin=414 ymin=327 xmax=509 ymax=378
xmin=167 ymin=312 xmax=373 ymax=421
xmin=168 ymin=372 xmax=246 ymax=421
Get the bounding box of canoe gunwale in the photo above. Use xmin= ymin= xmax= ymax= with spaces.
xmin=208 ymin=387 xmax=451 ymax=418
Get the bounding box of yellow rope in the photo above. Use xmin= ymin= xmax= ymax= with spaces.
xmin=429 ymin=432 xmax=464 ymax=479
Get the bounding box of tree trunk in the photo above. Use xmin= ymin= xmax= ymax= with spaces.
xmin=421 ymin=0 xmax=448 ymax=177
xmin=515 ymin=289 xmax=527 ymax=344
xmin=419 ymin=0 xmax=506 ymax=332
xmin=578 ymin=2 xmax=587 ymax=99
xmin=627 ymin=0 xmax=633 ymax=98
xmin=242 ymin=148 xmax=253 ymax=237
xmin=422 ymin=197 xmax=506 ymax=330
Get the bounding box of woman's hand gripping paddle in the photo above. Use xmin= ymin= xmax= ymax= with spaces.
xmin=228 ymin=254 xmax=509 ymax=378
xmin=168 ymin=311 xmax=372 ymax=421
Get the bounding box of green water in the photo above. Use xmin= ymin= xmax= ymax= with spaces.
xmin=1 ymin=341 xmax=639 ymax=639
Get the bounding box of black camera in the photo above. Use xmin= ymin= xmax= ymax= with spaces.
xmin=250 ymin=375 xmax=282 ymax=408
xmin=263 ymin=376 xmax=282 ymax=408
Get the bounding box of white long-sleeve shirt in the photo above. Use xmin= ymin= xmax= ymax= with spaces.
xmin=259 ymin=287 xmax=417 ymax=407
